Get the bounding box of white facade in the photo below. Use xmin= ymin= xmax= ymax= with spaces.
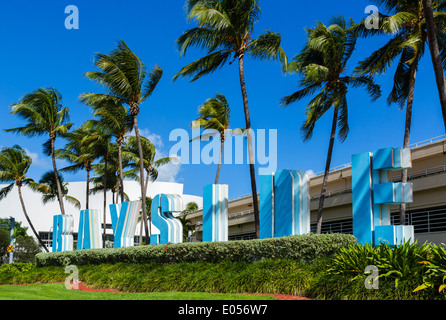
xmin=0 ymin=180 xmax=202 ymax=239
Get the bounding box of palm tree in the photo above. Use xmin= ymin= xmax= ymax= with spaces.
xmin=5 ymin=88 xmax=73 ymax=215
xmin=174 ymin=0 xmax=287 ymax=238
xmin=82 ymin=40 xmax=163 ymax=242
xmin=353 ymin=0 xmax=446 ymax=224
xmin=125 ymin=135 xmax=178 ymax=243
xmin=136 ymin=196 xmax=152 ymax=245
xmin=91 ymin=145 xmax=139 ymax=204
xmin=0 ymin=145 xmax=49 ymax=252
xmin=280 ymin=17 xmax=381 ymax=234
xmin=192 ymin=93 xmax=243 ymax=184
xmin=81 ymin=128 xmax=113 ymax=248
xmin=30 ymin=170 xmax=81 ymax=210
xmin=56 ymin=122 xmax=99 ymax=209
xmin=423 ymin=0 xmax=446 ymax=130
xmin=180 ymin=201 xmax=198 ymax=242
xmin=80 ymin=96 xmax=134 ymax=203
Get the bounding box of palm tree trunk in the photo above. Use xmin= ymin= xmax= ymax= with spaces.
xmin=315 ymin=105 xmax=339 ymax=234
xmin=86 ymin=168 xmax=90 ymax=210
xmin=17 ymin=185 xmax=49 ymax=252
xmin=139 ymin=167 xmax=151 ymax=246
xmin=238 ymin=54 xmax=260 ymax=239
xmin=423 ymin=0 xmax=446 ymax=131
xmin=399 ymin=61 xmax=418 ymax=225
xmin=103 ymin=158 xmax=108 ymax=248
xmin=132 ymin=113 xmax=149 ymax=244
xmin=215 ymin=138 xmax=224 ymax=184
xmin=50 ymin=136 xmax=66 ymax=215
xmin=117 ymin=139 xmax=125 ymax=203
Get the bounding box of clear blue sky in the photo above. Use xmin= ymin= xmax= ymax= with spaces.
xmin=0 ymin=0 xmax=444 ymax=200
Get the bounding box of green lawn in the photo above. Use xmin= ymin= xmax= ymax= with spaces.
xmin=0 ymin=283 xmax=279 ymax=300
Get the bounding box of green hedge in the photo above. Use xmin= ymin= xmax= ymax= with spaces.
xmin=35 ymin=233 xmax=357 ymax=267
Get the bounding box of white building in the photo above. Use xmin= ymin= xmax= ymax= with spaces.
xmin=0 ymin=180 xmax=202 ymax=250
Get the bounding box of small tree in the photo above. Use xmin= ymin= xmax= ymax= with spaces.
xmin=5 ymin=88 xmax=73 ymax=215
xmin=13 ymin=236 xmax=41 ymax=263
xmin=0 ymin=146 xmax=49 ymax=251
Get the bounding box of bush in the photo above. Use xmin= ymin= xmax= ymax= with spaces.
xmin=35 ymin=233 xmax=357 ymax=267
xmin=309 ymin=241 xmax=446 ymax=300
xmin=414 ymin=243 xmax=446 ymax=298
xmin=5 ymin=259 xmax=326 ymax=296
xmin=0 ymin=262 xmax=36 ymax=284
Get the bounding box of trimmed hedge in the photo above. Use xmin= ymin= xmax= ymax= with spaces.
xmin=35 ymin=233 xmax=357 ymax=267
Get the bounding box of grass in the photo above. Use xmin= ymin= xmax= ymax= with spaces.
xmin=0 ymin=283 xmax=279 ymax=300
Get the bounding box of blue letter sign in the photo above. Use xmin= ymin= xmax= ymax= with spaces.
xmin=352 ymin=147 xmax=414 ymax=245
xmin=150 ymin=194 xmax=183 ymax=245
xmin=77 ymin=209 xmax=102 ymax=250
xmin=110 ymin=201 xmax=141 ymax=248
xmin=203 ymin=184 xmax=229 ymax=242
xmin=259 ymin=169 xmax=310 ymax=239
xmin=52 ymin=214 xmax=74 ymax=252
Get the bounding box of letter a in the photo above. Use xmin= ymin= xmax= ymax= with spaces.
xmin=65 ymin=5 xmax=79 ymax=30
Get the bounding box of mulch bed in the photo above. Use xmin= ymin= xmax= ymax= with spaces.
xmin=73 ymin=282 xmax=312 ymax=300
xmin=8 ymin=282 xmax=312 ymax=300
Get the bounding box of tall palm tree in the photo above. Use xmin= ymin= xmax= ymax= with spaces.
xmin=30 ymin=170 xmax=81 ymax=210
xmin=56 ymin=123 xmax=99 ymax=209
xmin=353 ymin=0 xmax=446 ymax=224
xmin=80 ymin=96 xmax=134 ymax=203
xmin=82 ymin=128 xmax=113 ymax=248
xmin=192 ymin=93 xmax=243 ymax=184
xmin=0 ymin=145 xmax=49 ymax=252
xmin=125 ymin=135 xmax=178 ymax=243
xmin=280 ymin=17 xmax=381 ymax=234
xmin=91 ymin=145 xmax=139 ymax=204
xmin=423 ymin=0 xmax=446 ymax=130
xmin=82 ymin=40 xmax=163 ymax=242
xmin=174 ymin=0 xmax=287 ymax=238
xmin=89 ymin=164 xmax=120 ymax=204
xmin=136 ymin=196 xmax=152 ymax=245
xmin=5 ymin=88 xmax=73 ymax=215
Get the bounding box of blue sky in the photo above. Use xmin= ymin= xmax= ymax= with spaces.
xmin=0 ymin=0 xmax=444 ymax=200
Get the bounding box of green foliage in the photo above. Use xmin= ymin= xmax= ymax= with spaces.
xmin=4 ymin=260 xmax=317 ymax=296
xmin=309 ymin=241 xmax=446 ymax=300
xmin=0 ymin=262 xmax=36 ymax=283
xmin=4 ymin=241 xmax=446 ymax=300
xmin=35 ymin=233 xmax=357 ymax=267
xmin=281 ymin=16 xmax=381 ymax=143
xmin=352 ymin=0 xmax=446 ymax=108
xmin=174 ymin=0 xmax=287 ymax=82
xmin=12 ymin=236 xmax=42 ymax=263
xmin=414 ymin=244 xmax=446 ymax=297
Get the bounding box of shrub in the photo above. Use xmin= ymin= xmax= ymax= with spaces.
xmin=35 ymin=233 xmax=357 ymax=267
xmin=8 ymin=260 xmax=323 ymax=296
xmin=309 ymin=241 xmax=446 ymax=300
xmin=0 ymin=262 xmax=36 ymax=284
xmin=414 ymin=243 xmax=446 ymax=298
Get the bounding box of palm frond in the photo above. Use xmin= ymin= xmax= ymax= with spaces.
xmin=173 ymin=50 xmax=232 ymax=82
xmin=142 ymin=65 xmax=163 ymax=101
xmin=0 ymin=183 xmax=14 ymax=200
xmin=247 ymin=31 xmax=288 ymax=67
